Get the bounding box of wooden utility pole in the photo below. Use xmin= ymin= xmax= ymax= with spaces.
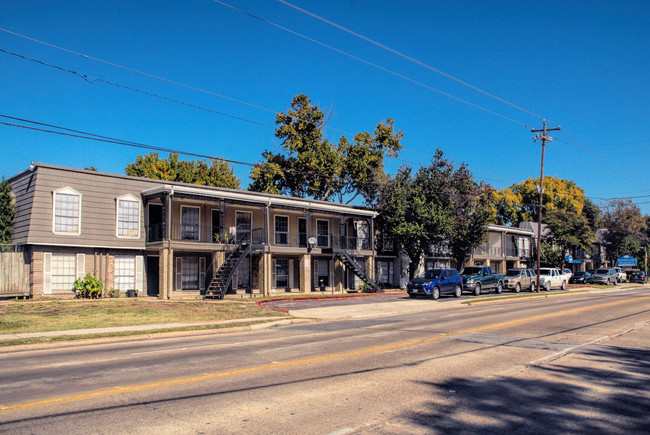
xmin=532 ymin=121 xmax=561 ymax=291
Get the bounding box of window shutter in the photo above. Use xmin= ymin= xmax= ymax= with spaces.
xmin=43 ymin=252 xmax=52 ymax=294
xmin=135 ymin=255 xmax=144 ymax=292
xmin=76 ymin=254 xmax=85 ymax=279
xmin=175 ymin=257 xmax=182 ymax=290
xmin=313 ymin=260 xmax=318 ymax=288
xmin=271 ymin=259 xmax=276 ymax=289
xmin=289 ymin=259 xmax=294 ymax=289
xmin=199 ymin=257 xmax=206 ymax=291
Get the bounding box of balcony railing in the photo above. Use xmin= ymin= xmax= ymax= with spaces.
xmin=473 ymin=245 xmax=502 ymax=257
xmin=473 ymin=245 xmax=532 ymax=258
xmin=146 ymin=224 xmax=264 ymax=244
xmin=505 ymin=247 xmax=532 ymax=257
xmin=145 ymin=224 xmax=370 ymax=250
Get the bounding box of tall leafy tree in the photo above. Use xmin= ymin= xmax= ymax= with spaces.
xmin=544 ymin=208 xmax=594 ymax=258
xmin=125 ymin=152 xmax=240 ymax=189
xmin=601 ymin=199 xmax=646 ymax=263
xmin=492 ymin=176 xmax=586 ymax=226
xmin=0 ymin=176 xmax=15 ymax=247
xmin=249 ymin=94 xmax=402 ymax=204
xmin=375 ymin=150 xmax=489 ymax=277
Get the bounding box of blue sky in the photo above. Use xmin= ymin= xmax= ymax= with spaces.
xmin=1 ymin=1 xmax=649 ymax=212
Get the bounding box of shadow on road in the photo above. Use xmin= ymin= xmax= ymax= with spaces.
xmin=408 ymin=345 xmax=650 ymax=434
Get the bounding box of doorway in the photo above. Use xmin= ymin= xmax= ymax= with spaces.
xmin=146 ymin=256 xmax=159 ymax=297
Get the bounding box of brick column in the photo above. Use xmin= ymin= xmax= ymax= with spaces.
xmin=299 ymin=253 xmax=311 ymax=293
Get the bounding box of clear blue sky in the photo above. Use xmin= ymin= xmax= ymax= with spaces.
xmin=1 ymin=1 xmax=649 ymax=212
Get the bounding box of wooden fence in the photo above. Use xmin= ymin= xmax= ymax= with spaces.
xmin=0 ymin=252 xmax=30 ymax=297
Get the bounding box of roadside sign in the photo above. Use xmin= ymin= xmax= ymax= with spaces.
xmin=617 ymin=255 xmax=637 ymax=267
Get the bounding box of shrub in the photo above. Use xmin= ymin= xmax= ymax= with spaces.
xmin=107 ymin=288 xmax=120 ymax=298
xmin=74 ymin=274 xmax=104 ymax=299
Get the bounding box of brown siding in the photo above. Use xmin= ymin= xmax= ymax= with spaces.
xmin=25 ymin=166 xmax=156 ymax=249
xmin=8 ymin=170 xmax=37 ymax=245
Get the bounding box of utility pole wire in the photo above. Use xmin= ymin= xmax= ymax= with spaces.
xmin=275 ymin=0 xmax=546 ymax=122
xmin=211 ymin=2 xmax=531 ymax=128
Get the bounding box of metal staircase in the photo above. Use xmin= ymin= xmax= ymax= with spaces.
xmin=204 ymin=242 xmax=252 ymax=299
xmin=334 ymin=249 xmax=383 ymax=293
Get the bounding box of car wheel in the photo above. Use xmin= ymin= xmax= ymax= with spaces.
xmin=473 ymin=283 xmax=481 ymax=296
xmin=454 ymin=284 xmax=462 ymax=298
xmin=515 ymin=283 xmax=521 ymax=293
xmin=496 ymin=282 xmax=502 ymax=294
xmin=561 ymin=280 xmax=566 ymax=290
xmin=613 ymin=279 xmax=617 ymax=286
xmin=530 ymin=282 xmax=536 ymax=292
xmin=432 ymin=286 xmax=440 ymax=300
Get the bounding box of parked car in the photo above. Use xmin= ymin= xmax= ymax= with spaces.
xmin=538 ymin=268 xmax=567 ymax=291
xmin=588 ymin=268 xmax=618 ymax=286
xmin=460 ymin=266 xmax=504 ymax=296
xmin=563 ymin=268 xmax=573 ymax=279
xmin=503 ymin=268 xmax=536 ymax=293
xmin=407 ymin=268 xmax=462 ymax=299
xmin=628 ymin=271 xmax=647 ymax=284
xmin=569 ymin=271 xmax=591 ymax=284
xmin=614 ymin=267 xmax=626 ymax=283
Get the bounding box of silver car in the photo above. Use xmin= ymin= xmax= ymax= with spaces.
xmin=589 ymin=268 xmax=618 ymax=286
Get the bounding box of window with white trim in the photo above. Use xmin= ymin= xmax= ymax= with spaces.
xmin=274 ymin=216 xmax=289 ymax=245
xmin=317 ymin=220 xmax=329 ymax=247
xmin=117 ymin=196 xmax=140 ymax=237
xmin=182 ymin=256 xmax=199 ymax=289
xmin=53 ymin=187 xmax=81 ymax=234
xmin=181 ymin=206 xmax=200 ymax=240
xmin=114 ymin=255 xmax=136 ymax=290
xmin=51 ymin=253 xmax=76 ymax=292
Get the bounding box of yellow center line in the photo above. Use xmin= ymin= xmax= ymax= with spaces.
xmin=2 ymin=295 xmax=648 ymax=414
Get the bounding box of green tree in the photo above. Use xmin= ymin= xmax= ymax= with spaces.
xmin=544 ymin=208 xmax=593 ymax=262
xmin=582 ymin=198 xmax=601 ymax=231
xmin=375 ymin=150 xmax=488 ymax=277
xmin=601 ymin=199 xmax=646 ymax=263
xmin=125 ymin=152 xmax=240 ymax=189
xmin=249 ymin=94 xmax=402 ymax=204
xmin=0 ymin=176 xmax=15 ymax=248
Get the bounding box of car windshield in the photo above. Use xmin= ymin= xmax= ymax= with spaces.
xmin=462 ymin=267 xmax=483 ymax=275
xmin=596 ymin=269 xmax=609 ymax=274
xmin=505 ymin=269 xmax=521 ymax=277
xmin=575 ymin=272 xmax=586 ymax=277
xmin=417 ymin=269 xmax=441 ymax=279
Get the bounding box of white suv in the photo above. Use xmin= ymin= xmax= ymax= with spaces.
xmin=614 ymin=267 xmax=626 ymax=283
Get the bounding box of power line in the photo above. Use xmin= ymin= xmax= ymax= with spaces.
xmin=275 ymin=0 xmax=546 ymax=122
xmin=0 ymin=47 xmax=276 ymax=130
xmin=211 ymin=1 xmax=532 ymax=128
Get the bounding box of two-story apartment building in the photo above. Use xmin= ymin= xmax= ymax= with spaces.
xmin=8 ymin=164 xmax=379 ymax=298
xmin=469 ymin=224 xmax=534 ymax=273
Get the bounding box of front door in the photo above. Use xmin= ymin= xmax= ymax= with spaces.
xmin=146 ymin=256 xmax=159 ymax=297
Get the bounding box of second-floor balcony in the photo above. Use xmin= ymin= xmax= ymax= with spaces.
xmin=473 ymin=245 xmax=532 ymax=258
xmin=146 ymin=224 xmax=265 ymax=245
xmin=146 ymin=224 xmax=371 ymax=251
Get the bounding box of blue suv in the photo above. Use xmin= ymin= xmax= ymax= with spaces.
xmin=407 ymin=268 xmax=463 ymax=300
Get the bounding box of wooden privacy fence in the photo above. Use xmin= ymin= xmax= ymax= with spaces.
xmin=0 ymin=252 xmax=30 ymax=297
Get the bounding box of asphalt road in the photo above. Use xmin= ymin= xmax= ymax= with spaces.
xmin=0 ymin=287 xmax=648 ymax=434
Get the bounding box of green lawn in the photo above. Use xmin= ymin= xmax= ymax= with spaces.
xmin=0 ymin=299 xmax=287 ymax=334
